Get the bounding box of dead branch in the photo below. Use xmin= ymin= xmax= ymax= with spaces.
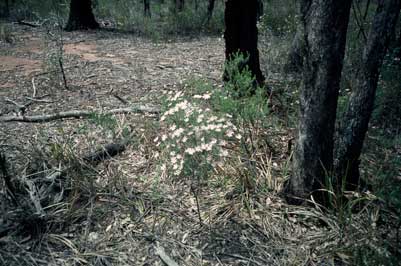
xmin=83 ymin=142 xmax=127 ymax=164
xmin=17 ymin=20 xmax=39 ymax=28
xmin=0 ymin=105 xmax=160 ymax=123
xmin=31 ymin=77 xmax=37 ymax=98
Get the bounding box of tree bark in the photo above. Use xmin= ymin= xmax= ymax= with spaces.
xmin=285 ymin=23 xmax=304 ymax=73
xmin=334 ymin=0 xmax=401 ymax=190
xmin=224 ymin=0 xmax=265 ymax=87
xmin=65 ymin=0 xmax=99 ymax=31
xmin=144 ymin=0 xmax=151 ymax=17
xmin=286 ymin=0 xmax=352 ymax=204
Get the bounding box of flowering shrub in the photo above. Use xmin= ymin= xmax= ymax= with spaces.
xmin=155 ymin=89 xmax=241 ymax=180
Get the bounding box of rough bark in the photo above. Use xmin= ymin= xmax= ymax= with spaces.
xmin=65 ymin=0 xmax=99 ymax=31
xmin=287 ymin=0 xmax=352 ymax=204
xmin=334 ymin=0 xmax=401 ymax=190
xmin=144 ymin=0 xmax=151 ymax=17
xmin=224 ymin=0 xmax=265 ymax=87
xmin=285 ymin=24 xmax=305 ymax=73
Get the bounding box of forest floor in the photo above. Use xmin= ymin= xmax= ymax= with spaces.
xmin=0 ymin=23 xmax=400 ymax=266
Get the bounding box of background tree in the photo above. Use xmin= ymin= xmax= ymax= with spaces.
xmin=334 ymin=0 xmax=401 ymax=189
xmin=174 ymin=0 xmax=184 ymax=12
xmin=205 ymin=0 xmax=215 ymax=24
xmin=144 ymin=0 xmax=151 ymax=17
xmin=65 ymin=0 xmax=99 ymax=31
xmin=0 ymin=0 xmax=10 ymax=18
xmin=224 ymin=0 xmax=265 ymax=87
xmin=286 ymin=0 xmax=352 ymax=204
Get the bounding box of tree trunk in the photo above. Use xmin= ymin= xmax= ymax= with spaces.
xmin=286 ymin=0 xmax=352 ymax=204
xmin=65 ymin=0 xmax=99 ymax=31
xmin=224 ymin=0 xmax=265 ymax=87
xmin=1 ymin=0 xmax=10 ymax=18
xmin=257 ymin=0 xmax=264 ymax=20
xmin=144 ymin=0 xmax=151 ymax=17
xmin=285 ymin=23 xmax=304 ymax=73
xmin=174 ymin=0 xmax=184 ymax=12
xmin=334 ymin=0 xmax=401 ymax=190
xmin=205 ymin=0 xmax=215 ymax=23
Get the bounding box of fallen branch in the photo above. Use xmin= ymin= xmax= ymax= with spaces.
xmin=17 ymin=20 xmax=39 ymax=28
xmin=83 ymin=142 xmax=127 ymax=164
xmin=0 ymin=105 xmax=160 ymax=123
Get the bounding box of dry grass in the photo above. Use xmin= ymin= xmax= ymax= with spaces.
xmin=0 ymin=23 xmax=400 ymax=266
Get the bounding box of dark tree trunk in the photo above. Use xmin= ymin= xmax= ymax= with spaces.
xmin=205 ymin=0 xmax=215 ymax=24
xmin=1 ymin=0 xmax=10 ymax=18
xmin=174 ymin=0 xmax=184 ymax=12
xmin=144 ymin=0 xmax=151 ymax=17
xmin=334 ymin=0 xmax=401 ymax=190
xmin=224 ymin=0 xmax=265 ymax=87
xmin=286 ymin=0 xmax=352 ymax=204
xmin=257 ymin=0 xmax=264 ymax=20
xmin=65 ymin=0 xmax=99 ymax=31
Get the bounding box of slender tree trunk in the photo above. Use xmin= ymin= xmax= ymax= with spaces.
xmin=144 ymin=0 xmax=151 ymax=17
xmin=174 ymin=0 xmax=184 ymax=12
xmin=286 ymin=0 xmax=352 ymax=204
xmin=335 ymin=0 xmax=401 ymax=190
xmin=257 ymin=0 xmax=264 ymax=20
xmin=224 ymin=0 xmax=265 ymax=87
xmin=65 ymin=0 xmax=99 ymax=31
xmin=205 ymin=0 xmax=215 ymax=24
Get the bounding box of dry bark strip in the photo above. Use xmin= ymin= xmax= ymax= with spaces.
xmin=0 ymin=105 xmax=160 ymax=123
xmin=154 ymin=243 xmax=179 ymax=266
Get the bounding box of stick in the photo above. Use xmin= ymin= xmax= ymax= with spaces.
xmin=154 ymin=243 xmax=179 ymax=266
xmin=31 ymin=77 xmax=37 ymax=98
xmin=83 ymin=142 xmax=127 ymax=164
xmin=0 ymin=105 xmax=160 ymax=123
xmin=17 ymin=20 xmax=39 ymax=28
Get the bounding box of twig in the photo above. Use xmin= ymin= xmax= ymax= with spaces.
xmin=17 ymin=20 xmax=39 ymax=28
xmin=5 ymin=98 xmax=25 ymax=110
xmin=25 ymin=97 xmax=53 ymax=104
xmin=0 ymin=105 xmax=160 ymax=123
xmin=58 ymin=57 xmax=68 ymax=90
xmin=113 ymin=94 xmax=129 ymax=105
xmin=154 ymin=243 xmax=179 ymax=266
xmin=31 ymin=77 xmax=37 ymax=98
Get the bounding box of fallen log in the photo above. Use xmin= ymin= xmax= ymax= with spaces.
xmin=0 ymin=105 xmax=160 ymax=123
xmin=83 ymin=142 xmax=127 ymax=164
